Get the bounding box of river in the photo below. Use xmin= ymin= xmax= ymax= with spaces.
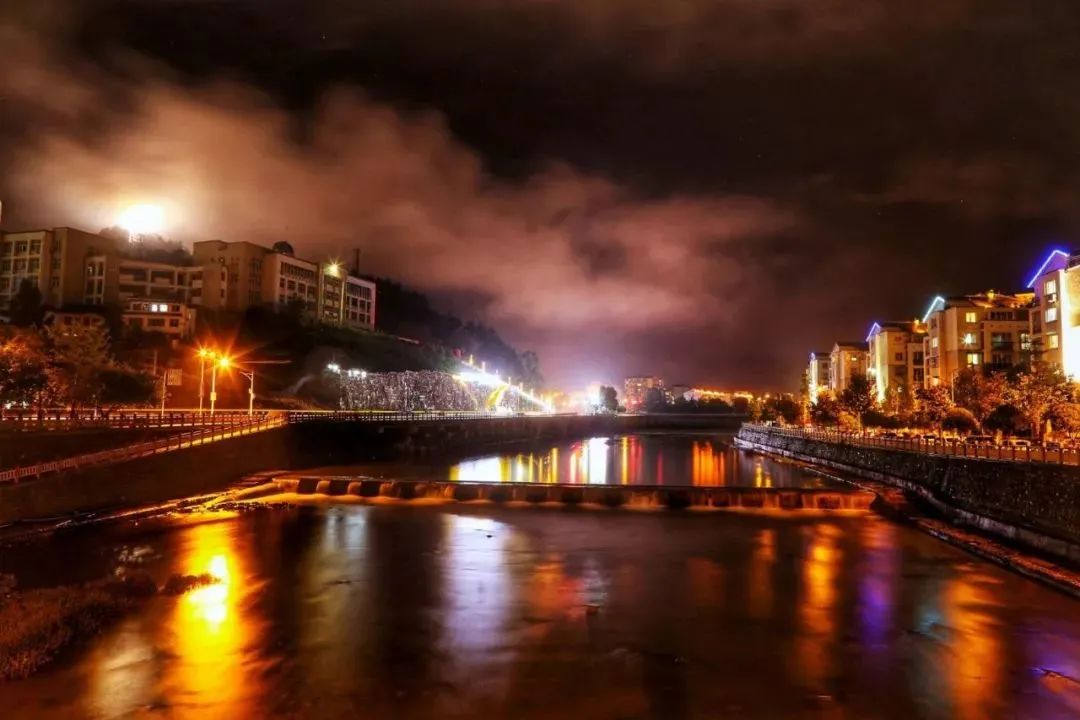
xmin=2 ymin=432 xmax=1080 ymax=718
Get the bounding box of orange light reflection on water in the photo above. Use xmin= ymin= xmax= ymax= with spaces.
xmin=166 ymin=519 xmax=263 ymax=716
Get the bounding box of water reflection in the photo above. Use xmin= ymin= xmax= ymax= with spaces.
xmin=166 ymin=518 xmax=264 ymax=716
xmin=4 ymin=504 xmax=1080 ymax=718
xmin=446 ymin=433 xmax=824 ymax=487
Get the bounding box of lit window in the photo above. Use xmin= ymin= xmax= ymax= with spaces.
xmin=966 ymin=353 xmax=981 ymax=366
xmin=965 ymin=311 xmax=977 ymax=323
xmin=931 ymin=337 xmax=939 ymax=349
xmin=962 ymin=332 xmax=976 ymax=346
xmin=1046 ymin=279 xmax=1058 ymax=295
xmin=1046 ymin=307 xmax=1058 ymax=323
xmin=1048 ymin=334 xmax=1060 ymax=349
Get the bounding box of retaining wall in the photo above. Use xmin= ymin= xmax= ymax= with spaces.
xmin=736 ymin=425 xmax=1080 ymax=564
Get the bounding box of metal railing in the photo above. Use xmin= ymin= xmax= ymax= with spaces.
xmin=0 ymin=412 xmax=287 ymax=484
xmin=0 ymin=409 xmax=269 ymax=432
xmin=745 ymin=423 xmax=1080 ymax=466
xmin=285 ymin=410 xmax=513 ymax=423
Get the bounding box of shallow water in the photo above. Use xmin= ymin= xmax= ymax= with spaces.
xmin=312 ymin=432 xmax=830 ymax=487
xmin=2 ymin=502 xmax=1080 ymax=719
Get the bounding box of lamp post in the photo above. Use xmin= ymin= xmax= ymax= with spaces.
xmin=239 ymin=370 xmax=255 ymax=416
xmin=197 ymin=347 xmax=215 ymax=414
xmin=210 ymin=355 xmax=231 ymax=416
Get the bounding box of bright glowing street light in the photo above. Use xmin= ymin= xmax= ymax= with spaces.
xmin=117 ymin=203 xmax=165 ymax=241
xmin=209 ymin=355 xmax=232 ymax=415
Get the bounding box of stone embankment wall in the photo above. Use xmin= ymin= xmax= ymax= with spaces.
xmin=736 ymin=425 xmax=1080 ymax=564
xmin=0 ymin=413 xmax=743 ymax=525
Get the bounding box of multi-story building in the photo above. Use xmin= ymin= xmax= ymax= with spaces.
xmin=806 ymin=351 xmax=831 ymax=401
xmin=829 ymin=341 xmax=868 ymax=394
xmin=1027 ymin=249 xmax=1080 ymax=377
xmin=922 ymin=291 xmax=1033 ymax=387
xmin=866 ymin=321 xmax=926 ymax=401
xmin=623 ymin=376 xmax=664 ymax=410
xmin=122 ymin=300 xmax=196 ymax=339
xmin=0 ymin=227 xmax=119 ymax=310
xmin=203 ymin=240 xmax=377 ymax=331
xmin=2 ymin=227 xmax=376 ymax=334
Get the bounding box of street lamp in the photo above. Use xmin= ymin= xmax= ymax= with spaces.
xmin=238 ymin=370 xmax=255 ymax=416
xmin=210 ymin=355 xmax=231 ymax=415
xmin=197 ymin=347 xmax=214 ymax=414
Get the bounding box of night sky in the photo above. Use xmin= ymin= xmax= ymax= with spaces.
xmin=3 ymin=1 xmax=1080 ymax=390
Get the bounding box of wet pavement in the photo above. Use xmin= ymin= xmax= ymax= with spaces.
xmin=1 ymin=435 xmax=1079 ymax=718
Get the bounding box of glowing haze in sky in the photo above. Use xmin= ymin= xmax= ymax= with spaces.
xmin=2 ymin=1 xmax=1079 ymax=389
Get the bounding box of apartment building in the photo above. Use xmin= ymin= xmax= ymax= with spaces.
xmin=1026 ymin=249 xmax=1080 ymax=378
xmin=829 ymin=341 xmax=868 ymax=394
xmin=122 ymin=300 xmax=196 ymax=339
xmin=2 ymin=227 xmax=376 ymax=335
xmin=0 ymin=227 xmax=119 ymax=310
xmin=922 ymin=292 xmax=1033 ymax=387
xmin=806 ymin=351 xmax=831 ymax=401
xmin=200 ymin=240 xmax=377 ymax=331
xmin=866 ymin=321 xmax=926 ymax=401
xmin=623 ymin=376 xmax=664 ymax=410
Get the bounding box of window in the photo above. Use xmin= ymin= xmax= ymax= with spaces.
xmin=1048 ymin=334 xmax=1061 ymax=349
xmin=931 ymin=337 xmax=939 ymax=349
xmin=966 ymin=353 xmax=981 ymax=366
xmin=894 ymin=352 xmax=904 ymax=361
xmin=914 ymin=368 xmax=925 ymax=382
xmin=1046 ymin=279 xmax=1058 ymax=296
xmin=1046 ymin=307 xmax=1058 ymax=323
xmin=279 ymin=277 xmax=285 ymax=289
xmin=148 ymin=318 xmax=165 ymax=327
xmin=962 ymin=332 xmax=976 ymax=346
xmin=1021 ymin=333 xmax=1032 ymax=351
xmin=964 ymin=311 xmax=977 ymax=323
xmin=169 ymin=319 xmax=180 ymax=328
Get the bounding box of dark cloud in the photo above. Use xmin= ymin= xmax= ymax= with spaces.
xmin=2 ymin=0 xmax=1080 ymax=389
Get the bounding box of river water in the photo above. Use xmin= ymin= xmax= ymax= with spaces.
xmin=317 ymin=432 xmax=831 ymax=487
xmin=2 ymin=433 xmax=1080 ymax=719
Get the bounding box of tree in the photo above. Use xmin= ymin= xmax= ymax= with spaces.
xmin=98 ymin=368 xmax=156 ymax=406
xmin=810 ymin=393 xmax=841 ymax=426
xmin=0 ymin=328 xmax=49 ymax=411
xmin=644 ymin=387 xmax=667 ymax=412
xmin=916 ymin=385 xmax=954 ymax=428
xmin=598 ymin=385 xmax=619 ymax=413
xmin=1007 ymin=364 xmax=1072 ymax=440
xmin=953 ymin=368 xmax=1008 ymax=428
xmin=44 ymin=322 xmax=112 ymax=408
xmin=984 ymin=404 xmax=1024 ymax=435
xmin=8 ymin=279 xmax=44 ymax=327
xmin=942 ymin=408 xmax=978 ymax=434
xmin=839 ymin=372 xmax=876 ymax=427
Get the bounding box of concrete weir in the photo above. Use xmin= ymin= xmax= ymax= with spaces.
xmin=269 ymin=476 xmax=875 ymax=511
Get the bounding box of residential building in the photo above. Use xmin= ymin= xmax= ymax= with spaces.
xmin=806 ymin=351 xmax=831 ymax=401
xmin=0 ymin=227 xmax=119 ymax=310
xmin=866 ymin=321 xmax=926 ymax=402
xmin=921 ymin=291 xmax=1033 ymax=387
xmin=202 ymin=240 xmax=378 ymax=331
xmin=83 ymin=255 xmax=226 ymax=308
xmin=623 ymin=376 xmax=664 ymax=410
xmin=829 ymin=342 xmax=868 ymax=394
xmin=122 ymin=300 xmax=196 ymax=339
xmin=1027 ymin=249 xmax=1080 ymax=377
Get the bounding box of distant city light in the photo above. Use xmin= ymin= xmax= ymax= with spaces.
xmin=117 ymin=203 xmax=165 ymax=240
xmin=326 ymin=363 xmax=341 ymax=373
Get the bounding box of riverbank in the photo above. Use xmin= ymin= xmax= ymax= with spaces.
xmin=736 ymin=424 xmax=1080 ymax=597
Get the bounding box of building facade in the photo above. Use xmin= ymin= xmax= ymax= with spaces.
xmin=829 ymin=342 xmax=868 ymax=394
xmin=1 ymin=227 xmax=376 ymax=335
xmin=623 ymin=376 xmax=664 ymax=410
xmin=866 ymin=321 xmax=926 ymax=402
xmin=806 ymin=351 xmax=831 ymax=401
xmin=922 ymin=292 xmax=1032 ymax=387
xmin=1027 ymin=250 xmax=1080 ymax=377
